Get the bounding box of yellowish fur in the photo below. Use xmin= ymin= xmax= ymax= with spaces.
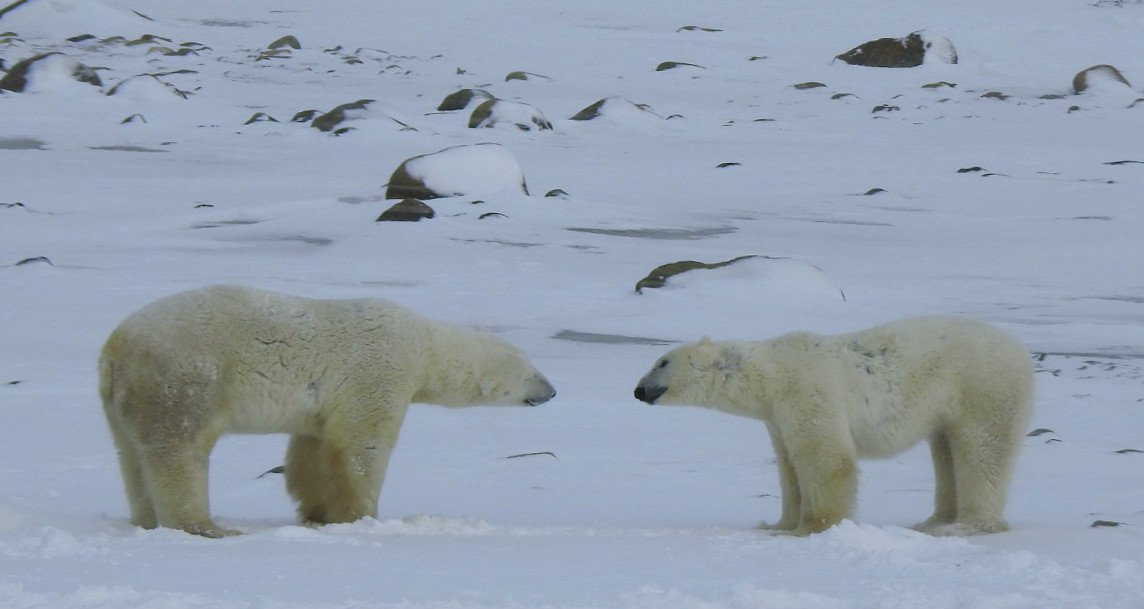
xmin=635 ymin=316 xmax=1033 ymax=536
xmin=99 ymin=285 xmax=555 ymax=537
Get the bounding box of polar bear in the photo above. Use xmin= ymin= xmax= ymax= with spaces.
xmin=99 ymin=285 xmax=556 ymax=537
xmin=634 ymin=316 xmax=1033 ymax=536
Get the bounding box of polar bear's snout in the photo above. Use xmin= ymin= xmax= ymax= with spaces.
xmin=525 ymin=374 xmax=557 ymax=406
xmin=634 ymin=384 xmax=666 ymax=404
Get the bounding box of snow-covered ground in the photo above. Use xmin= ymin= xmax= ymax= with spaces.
xmin=1 ymin=0 xmax=1143 ymax=606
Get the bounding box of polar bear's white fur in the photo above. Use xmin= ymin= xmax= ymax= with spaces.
xmin=99 ymin=285 xmax=555 ymax=537
xmin=634 ymin=316 xmax=1033 ymax=536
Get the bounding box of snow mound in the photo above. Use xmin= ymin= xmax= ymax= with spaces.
xmin=664 ymin=256 xmax=846 ymax=302
xmin=0 ymin=0 xmax=153 ymax=40
xmin=570 ymin=96 xmax=665 ymax=125
xmin=3 ymin=53 xmax=100 ymax=94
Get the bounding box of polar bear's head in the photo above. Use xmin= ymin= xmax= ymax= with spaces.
xmin=443 ymin=332 xmax=557 ymax=407
xmin=634 ymin=338 xmax=747 ymax=409
xmin=476 ymin=343 xmax=557 ymax=407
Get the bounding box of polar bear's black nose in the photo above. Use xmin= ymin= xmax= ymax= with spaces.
xmin=634 ymin=385 xmax=665 ymax=404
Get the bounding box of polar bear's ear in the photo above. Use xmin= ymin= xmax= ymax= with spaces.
xmin=699 ymin=336 xmax=713 ymax=345
xmin=716 ymin=345 xmax=742 ymax=371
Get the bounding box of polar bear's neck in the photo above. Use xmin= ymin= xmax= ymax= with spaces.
xmin=411 ymin=323 xmax=485 ymax=406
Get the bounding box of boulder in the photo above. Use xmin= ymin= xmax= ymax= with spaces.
xmin=436 ymin=88 xmax=494 ymax=111
xmin=305 ymin=99 xmax=415 ymax=134
xmin=1073 ymin=64 xmax=1131 ymax=94
xmin=311 ymin=99 xmax=373 ymax=132
xmin=469 ymin=99 xmax=552 ymax=131
xmin=835 ymin=32 xmax=957 ymax=68
xmin=375 ymin=198 xmax=435 ymax=222
xmin=570 ymin=96 xmax=662 ymax=121
xmin=385 ymin=143 xmax=528 ymax=200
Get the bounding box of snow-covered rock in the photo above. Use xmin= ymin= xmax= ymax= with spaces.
xmin=0 ymin=53 xmax=100 ymax=93
xmin=385 ymin=143 xmax=529 ymax=200
xmin=571 ymin=96 xmax=664 ymax=124
xmin=468 ymin=99 xmax=552 ymax=131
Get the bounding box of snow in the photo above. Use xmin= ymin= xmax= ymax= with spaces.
xmin=1 ymin=0 xmax=1143 ymax=606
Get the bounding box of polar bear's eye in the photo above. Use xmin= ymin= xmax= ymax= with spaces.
xmin=657 ymin=359 xmax=669 ymax=369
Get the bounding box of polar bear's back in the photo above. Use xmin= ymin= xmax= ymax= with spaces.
xmin=845 ymin=315 xmax=1030 ymax=376
xmin=776 ymin=315 xmax=1032 ymax=458
xmin=109 ymin=285 xmax=426 ymax=353
xmin=99 ymin=285 xmax=432 ymax=435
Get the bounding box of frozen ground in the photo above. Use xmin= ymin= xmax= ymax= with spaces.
xmin=1 ymin=0 xmax=1142 ymax=606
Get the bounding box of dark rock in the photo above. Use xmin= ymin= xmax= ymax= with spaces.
xmin=267 ymin=35 xmax=300 ymax=50
xmin=375 ymin=198 xmax=435 ymax=222
xmin=1073 ymin=64 xmax=1131 ymax=94
xmin=437 ymin=88 xmax=493 ymax=111
xmin=291 ymin=109 xmax=319 ymax=123
xmin=505 ymin=70 xmax=550 ymax=82
xmin=570 ymin=98 xmax=610 ymax=121
xmin=244 ymin=112 xmax=278 ymax=125
xmin=655 ymin=61 xmax=705 ymax=71
xmin=15 ymin=256 xmax=52 ymax=266
xmin=835 ymin=32 xmax=956 ymax=68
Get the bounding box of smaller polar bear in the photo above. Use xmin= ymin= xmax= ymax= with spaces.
xmin=99 ymin=285 xmax=555 ymax=537
xmin=634 ymin=316 xmax=1033 ymax=536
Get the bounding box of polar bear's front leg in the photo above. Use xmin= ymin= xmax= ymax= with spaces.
xmin=916 ymin=430 xmax=958 ymax=531
xmin=761 ymin=425 xmax=801 ymax=531
xmin=788 ymin=436 xmax=858 ymax=535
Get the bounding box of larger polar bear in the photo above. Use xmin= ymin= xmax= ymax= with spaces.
xmin=99 ymin=285 xmax=556 ymax=537
xmin=634 ymin=316 xmax=1033 ymax=536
